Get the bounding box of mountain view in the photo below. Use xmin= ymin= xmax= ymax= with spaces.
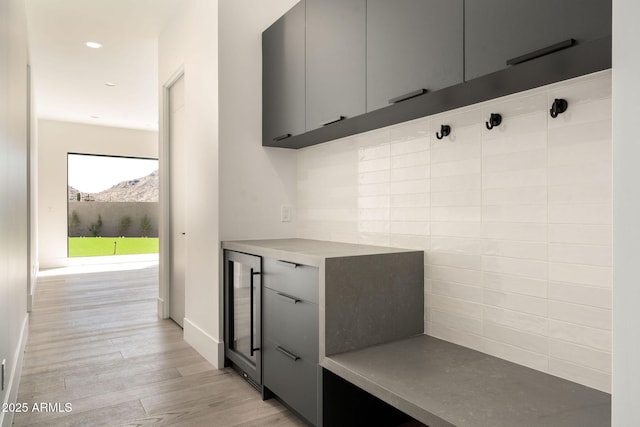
xmin=69 ymin=170 xmax=158 ymax=202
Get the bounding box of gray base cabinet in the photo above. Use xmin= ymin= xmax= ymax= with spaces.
xmin=366 ymin=0 xmax=463 ymax=112
xmin=465 ymin=0 xmax=611 ymax=80
xmin=305 ymin=0 xmax=366 ymax=131
xmin=263 ymin=258 xmax=319 ymax=426
xmin=222 ymin=239 xmax=425 ymax=427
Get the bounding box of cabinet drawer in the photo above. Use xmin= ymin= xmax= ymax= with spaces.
xmin=263 ymin=287 xmax=318 ymax=363
xmin=263 ymin=257 xmax=319 ymax=304
xmin=263 ymin=338 xmax=318 ymax=425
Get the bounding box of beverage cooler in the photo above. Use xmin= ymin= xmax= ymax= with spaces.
xmin=223 ymin=250 xmax=262 ymax=391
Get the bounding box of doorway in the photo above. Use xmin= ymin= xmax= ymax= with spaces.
xmin=168 ymin=74 xmax=186 ymax=328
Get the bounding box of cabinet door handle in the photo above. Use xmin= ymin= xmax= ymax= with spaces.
xmin=320 ymin=116 xmax=346 ymax=127
xmin=507 ymin=38 xmax=576 ymax=66
xmin=276 ymin=260 xmax=300 ymax=269
xmin=273 ymin=133 xmax=292 ymax=142
xmin=388 ymin=88 xmax=428 ymax=104
xmin=276 ymin=292 xmax=301 ymax=304
xmin=276 ymin=346 xmax=300 ymax=361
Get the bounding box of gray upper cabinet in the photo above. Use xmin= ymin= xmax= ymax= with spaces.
xmin=262 ymin=1 xmax=305 ymax=145
xmin=366 ymin=0 xmax=463 ymax=113
xmin=305 ymin=0 xmax=366 ymax=131
xmin=465 ymin=0 xmax=612 ymax=81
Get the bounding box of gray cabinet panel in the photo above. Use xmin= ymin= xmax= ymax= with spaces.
xmin=366 ymin=0 xmax=463 ymax=112
xmin=263 ymin=339 xmax=319 ymax=424
xmin=465 ymin=0 xmax=611 ymax=81
xmin=263 ymin=288 xmax=318 ymax=363
xmin=262 ymin=1 xmax=305 ymax=144
xmin=262 ymin=257 xmax=319 ymax=304
xmin=305 ymin=0 xmax=366 ymax=131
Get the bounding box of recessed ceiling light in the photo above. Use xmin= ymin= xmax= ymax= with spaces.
xmin=90 ymin=115 xmax=100 ymax=119
xmin=85 ymin=41 xmax=102 ymax=49
xmin=105 ymin=82 xmax=116 ymax=87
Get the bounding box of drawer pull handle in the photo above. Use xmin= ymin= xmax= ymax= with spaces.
xmin=320 ymin=116 xmax=346 ymax=127
xmin=273 ymin=133 xmax=292 ymax=142
xmin=276 ymin=346 xmax=300 ymax=361
xmin=388 ymin=88 xmax=428 ymax=104
xmin=506 ymin=38 xmax=576 ymax=66
xmin=277 ymin=260 xmax=300 ymax=269
xmin=276 ymin=292 xmax=301 ymax=304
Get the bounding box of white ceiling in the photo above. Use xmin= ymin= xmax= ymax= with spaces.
xmin=25 ymin=0 xmax=182 ymax=131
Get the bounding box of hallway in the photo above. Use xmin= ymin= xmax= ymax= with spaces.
xmin=13 ymin=265 xmax=304 ymax=426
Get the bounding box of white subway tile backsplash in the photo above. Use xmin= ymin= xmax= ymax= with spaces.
xmin=430 ymin=265 xmax=483 ymax=287
xmin=548 ymin=183 xmax=611 ymax=204
xmin=548 ymin=243 xmax=612 ymax=267
xmin=427 ymin=322 xmax=484 ymax=353
xmin=548 ymin=203 xmax=611 ymax=225
xmin=431 ymin=237 xmax=482 ymax=254
xmin=481 ymin=240 xmax=547 ymax=261
xmin=431 ymin=206 xmax=481 ymax=222
xmin=482 ymin=339 xmax=548 ymax=372
xmin=483 ymin=322 xmax=547 ymax=354
xmin=390 ymin=193 xmax=429 ymax=208
xmin=482 ymin=204 xmax=547 ymax=223
xmin=482 ymin=256 xmax=547 ymax=280
xmin=430 ymin=294 xmax=483 ymax=319
xmin=548 ymin=319 xmax=611 ymax=352
xmin=390 ymin=179 xmax=430 ymax=195
xmin=482 ymin=149 xmax=547 ymax=174
xmin=549 ymin=301 xmax=611 ymax=331
xmin=391 ymin=150 xmax=430 ymax=169
xmin=481 ymin=222 xmax=547 ymax=242
xmin=483 ymin=289 xmax=547 ymax=317
xmin=297 ymin=71 xmax=612 ymax=392
xmin=431 ymin=173 xmax=481 ymax=192
xmin=431 ymin=190 xmax=482 ymax=207
xmin=390 ymin=138 xmax=430 ymax=155
xmin=549 ymin=282 xmax=612 ymax=309
xmin=482 ymin=272 xmax=547 ymax=298
xmin=483 ymin=306 xmax=548 ymax=335
xmin=548 ymin=262 xmax=612 ymax=288
xmin=549 ymin=340 xmax=611 ymax=374
xmin=432 ymin=280 xmax=483 ymax=304
xmin=482 ymin=168 xmax=547 ymax=190
xmin=431 ymin=158 xmax=481 ymax=178
xmin=548 ymin=358 xmax=611 ymax=393
xmin=431 ymin=222 xmax=481 ymax=238
xmin=429 ymin=252 xmax=483 ymax=270
xmin=548 ymin=224 xmax=611 ymax=246
xmin=431 ymin=309 xmax=483 ymax=335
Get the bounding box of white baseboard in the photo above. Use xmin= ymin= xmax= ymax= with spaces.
xmin=183 ymin=317 xmax=224 ymax=369
xmin=0 ymin=314 xmax=29 ymax=427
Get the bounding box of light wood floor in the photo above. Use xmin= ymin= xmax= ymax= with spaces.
xmin=13 ymin=264 xmax=306 ymax=427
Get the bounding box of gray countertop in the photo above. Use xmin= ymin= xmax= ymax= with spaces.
xmin=222 ymin=238 xmax=417 ymax=267
xmin=322 ymin=335 xmax=611 ymax=427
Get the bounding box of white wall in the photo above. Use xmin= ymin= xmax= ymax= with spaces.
xmin=298 ymin=71 xmax=613 ymax=392
xmin=219 ymin=0 xmax=299 ymax=241
xmin=0 ymin=0 xmax=30 ymax=425
xmin=37 ymin=119 xmax=157 ymax=269
xmin=158 ymin=0 xmax=222 ymax=367
xmin=158 ymin=0 xmax=299 ymax=369
xmin=612 ymin=0 xmax=640 ymax=424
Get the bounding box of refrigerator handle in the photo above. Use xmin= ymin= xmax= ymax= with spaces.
xmin=250 ymin=268 xmax=261 ymax=356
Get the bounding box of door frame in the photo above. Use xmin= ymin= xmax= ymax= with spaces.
xmin=158 ymin=67 xmax=185 ymax=320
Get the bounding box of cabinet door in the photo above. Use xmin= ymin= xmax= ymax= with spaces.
xmin=366 ymin=0 xmax=463 ymax=113
xmin=306 ymin=0 xmax=366 ymax=131
xmin=262 ymin=1 xmax=305 ymax=145
xmin=465 ymin=0 xmax=611 ymax=81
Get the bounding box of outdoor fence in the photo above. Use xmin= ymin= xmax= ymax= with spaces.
xmin=68 ymin=201 xmax=159 ymax=238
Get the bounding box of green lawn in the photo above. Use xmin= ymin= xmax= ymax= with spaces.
xmin=68 ymin=237 xmax=159 ymax=257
